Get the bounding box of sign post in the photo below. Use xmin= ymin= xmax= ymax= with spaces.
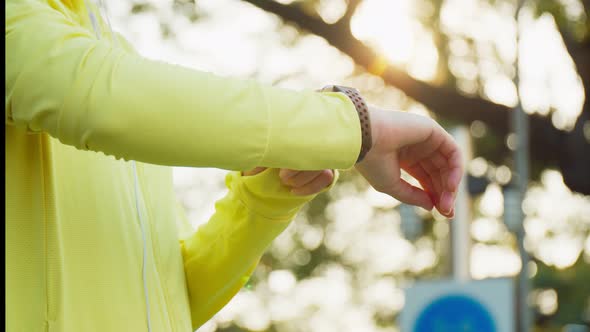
xmin=450 ymin=127 xmax=472 ymax=282
xmin=512 ymin=0 xmax=531 ymax=330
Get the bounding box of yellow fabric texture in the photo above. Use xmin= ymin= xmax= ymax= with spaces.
xmin=5 ymin=0 xmax=361 ymax=331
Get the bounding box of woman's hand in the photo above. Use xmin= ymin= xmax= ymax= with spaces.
xmin=243 ymin=168 xmax=334 ymax=196
xmin=356 ymin=106 xmax=463 ymax=218
xmin=243 ymin=106 xmax=463 ymax=218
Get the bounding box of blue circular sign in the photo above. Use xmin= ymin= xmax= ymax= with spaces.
xmin=413 ymin=294 xmax=496 ymax=332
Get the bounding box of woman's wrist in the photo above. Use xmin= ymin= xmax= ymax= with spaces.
xmin=359 ymin=105 xmax=381 ymax=159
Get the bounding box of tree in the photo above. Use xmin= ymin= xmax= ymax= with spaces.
xmin=240 ymin=0 xmax=590 ymax=196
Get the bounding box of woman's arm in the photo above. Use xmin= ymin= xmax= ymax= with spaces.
xmin=6 ymin=1 xmax=361 ymax=171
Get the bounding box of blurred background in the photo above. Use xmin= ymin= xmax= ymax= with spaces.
xmin=102 ymin=0 xmax=590 ymax=331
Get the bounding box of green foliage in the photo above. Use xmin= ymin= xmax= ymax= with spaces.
xmin=532 ymin=0 xmax=589 ymax=41
xmin=534 ymin=257 xmax=590 ymax=326
xmin=130 ymin=2 xmax=153 ymax=14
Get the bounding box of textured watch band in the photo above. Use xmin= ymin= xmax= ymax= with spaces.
xmin=321 ymin=85 xmax=372 ymax=163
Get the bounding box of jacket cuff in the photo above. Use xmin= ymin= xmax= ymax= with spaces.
xmin=226 ymin=168 xmax=339 ymax=222
xmin=257 ymin=90 xmax=362 ymax=171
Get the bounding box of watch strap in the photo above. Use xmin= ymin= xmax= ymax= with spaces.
xmin=321 ymin=85 xmax=372 ymax=163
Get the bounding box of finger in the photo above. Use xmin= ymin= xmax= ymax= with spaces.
xmin=439 ymin=191 xmax=455 ymax=216
xmin=430 ymin=151 xmax=447 ymax=169
xmin=432 ymin=150 xmax=462 ymax=215
xmin=291 ymin=170 xmax=334 ymax=196
xmin=384 ymin=178 xmax=434 ymax=211
xmin=432 ymin=151 xmax=457 ymax=191
xmin=440 ymin=165 xmax=461 ymax=195
xmin=437 ymin=131 xmax=463 ymax=190
xmin=432 ymin=150 xmax=460 ymax=196
xmin=285 ymin=170 xmax=324 ymax=188
xmin=445 ymin=149 xmax=463 ymax=192
xmin=438 ymin=131 xmax=460 ymax=158
xmin=279 ymin=169 xmax=299 ymax=182
xmin=405 ymin=164 xmax=438 ymax=207
xmin=424 ymin=149 xmax=462 ymax=193
xmin=398 ymin=132 xmax=444 ymax=168
xmin=243 ymin=167 xmax=267 ymax=176
xmin=420 ymin=160 xmax=443 ymax=201
xmin=405 ymin=165 xmax=435 ymax=191
xmin=420 ymin=160 xmax=456 ymax=216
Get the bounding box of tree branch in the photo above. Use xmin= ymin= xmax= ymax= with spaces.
xmin=241 ymin=0 xmax=590 ymax=194
xmin=556 ymin=25 xmax=590 ymax=113
xmin=339 ymin=0 xmax=361 ymax=24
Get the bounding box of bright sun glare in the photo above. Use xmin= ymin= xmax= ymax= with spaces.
xmin=352 ymin=0 xmax=416 ymax=65
xmin=351 ymin=0 xmax=585 ymax=127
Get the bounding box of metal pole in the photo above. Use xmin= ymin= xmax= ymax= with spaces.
xmin=450 ymin=127 xmax=472 ymax=281
xmin=513 ymin=0 xmax=531 ymax=331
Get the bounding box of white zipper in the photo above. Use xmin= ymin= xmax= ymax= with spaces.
xmin=84 ymin=2 xmax=153 ymax=331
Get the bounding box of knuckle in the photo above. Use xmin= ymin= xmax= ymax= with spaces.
xmin=279 ymin=170 xmax=292 ymax=182
xmin=323 ymin=170 xmax=334 ymax=182
xmin=375 ymin=184 xmax=392 ymax=195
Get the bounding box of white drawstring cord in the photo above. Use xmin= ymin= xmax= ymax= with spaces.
xmin=83 ymin=1 xmax=152 ymax=331
xmin=98 ymin=0 xmax=119 ymax=50
xmin=132 ymin=161 xmax=153 ymax=332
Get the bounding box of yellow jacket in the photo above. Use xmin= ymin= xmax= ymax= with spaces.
xmin=6 ymin=0 xmax=361 ymax=331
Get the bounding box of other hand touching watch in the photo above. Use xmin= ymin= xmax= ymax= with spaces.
xmin=320 ymin=85 xmax=373 ymax=163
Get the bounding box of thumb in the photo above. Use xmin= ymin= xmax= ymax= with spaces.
xmin=385 ymin=178 xmax=434 ymax=211
xmin=242 ymin=167 xmax=267 ymax=176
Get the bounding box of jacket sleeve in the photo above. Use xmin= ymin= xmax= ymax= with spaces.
xmin=5 ymin=1 xmax=361 ymax=171
xmin=178 ymin=168 xmax=339 ymax=329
